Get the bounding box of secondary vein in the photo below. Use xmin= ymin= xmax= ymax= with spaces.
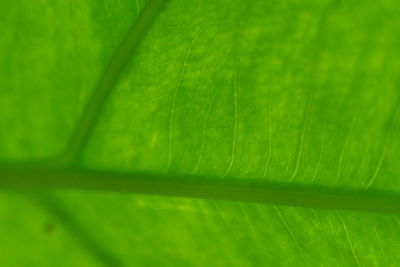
xmin=35 ymin=194 xmax=123 ymax=267
xmin=61 ymin=0 xmax=169 ymax=165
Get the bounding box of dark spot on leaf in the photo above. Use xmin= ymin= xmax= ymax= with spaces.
xmin=44 ymin=222 xmax=56 ymax=234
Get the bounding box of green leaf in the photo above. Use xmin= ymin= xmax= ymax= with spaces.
xmin=1 ymin=0 xmax=400 ymax=266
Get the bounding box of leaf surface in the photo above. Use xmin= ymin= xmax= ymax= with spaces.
xmin=1 ymin=0 xmax=400 ymax=266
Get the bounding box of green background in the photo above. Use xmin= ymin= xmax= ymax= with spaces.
xmin=1 ymin=0 xmax=400 ymax=266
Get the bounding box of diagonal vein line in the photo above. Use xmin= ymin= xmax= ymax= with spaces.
xmin=34 ymin=194 xmax=123 ymax=267
xmin=61 ymin=0 xmax=169 ymax=165
xmin=43 ymin=3 xmax=169 ymax=264
xmin=2 ymin=167 xmax=400 ymax=215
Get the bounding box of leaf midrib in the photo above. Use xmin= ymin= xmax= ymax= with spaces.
xmin=2 ymin=166 xmax=400 ymax=215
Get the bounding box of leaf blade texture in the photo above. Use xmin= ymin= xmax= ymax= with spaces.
xmin=1 ymin=0 xmax=400 ymax=266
